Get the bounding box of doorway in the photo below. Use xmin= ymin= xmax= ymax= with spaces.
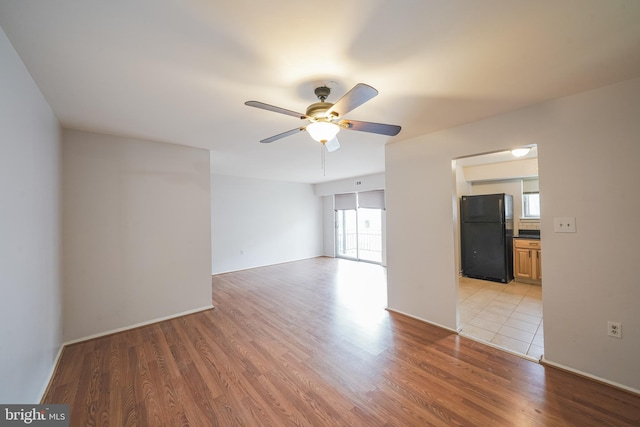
xmin=453 ymin=145 xmax=543 ymax=360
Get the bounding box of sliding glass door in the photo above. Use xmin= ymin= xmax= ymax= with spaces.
xmin=356 ymin=208 xmax=382 ymax=263
xmin=336 ymin=209 xmax=358 ymax=260
xmin=335 ymin=207 xmax=382 ymax=264
xmin=334 ymin=190 xmax=385 ymax=264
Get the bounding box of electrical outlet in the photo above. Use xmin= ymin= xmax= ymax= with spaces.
xmin=608 ymin=321 xmax=622 ymax=339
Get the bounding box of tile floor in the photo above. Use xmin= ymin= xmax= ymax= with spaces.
xmin=458 ymin=277 xmax=544 ymax=360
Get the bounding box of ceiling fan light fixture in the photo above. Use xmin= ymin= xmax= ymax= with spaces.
xmin=245 ymin=82 xmax=401 ymax=148
xmin=307 ymin=121 xmax=340 ymax=143
xmin=511 ymin=147 xmax=531 ymax=157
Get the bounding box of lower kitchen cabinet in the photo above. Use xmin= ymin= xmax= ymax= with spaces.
xmin=513 ymin=238 xmax=542 ymax=284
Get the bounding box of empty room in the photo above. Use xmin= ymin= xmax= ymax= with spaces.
xmin=1 ymin=1 xmax=639 ymax=425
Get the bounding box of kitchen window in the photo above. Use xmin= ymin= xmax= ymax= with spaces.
xmin=522 ymin=178 xmax=540 ymax=218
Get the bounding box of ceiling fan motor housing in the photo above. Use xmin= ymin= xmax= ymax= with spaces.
xmin=307 ymin=86 xmax=336 ymax=120
xmin=306 ymin=102 xmax=334 ymax=119
xmin=314 ymin=86 xmax=331 ymax=102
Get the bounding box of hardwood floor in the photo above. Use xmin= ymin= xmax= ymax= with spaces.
xmin=44 ymin=257 xmax=640 ymax=426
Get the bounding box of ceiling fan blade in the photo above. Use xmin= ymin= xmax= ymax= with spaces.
xmin=245 ymin=101 xmax=307 ymax=119
xmin=260 ymin=127 xmax=305 ymax=143
xmin=340 ymin=119 xmax=401 ymax=136
xmin=324 ymin=137 xmax=341 ymax=152
xmin=326 ymin=83 xmax=378 ymax=117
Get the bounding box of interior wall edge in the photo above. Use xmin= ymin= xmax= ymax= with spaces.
xmin=385 ymin=308 xmax=459 ymax=334
xmin=38 ymin=345 xmax=64 ymax=404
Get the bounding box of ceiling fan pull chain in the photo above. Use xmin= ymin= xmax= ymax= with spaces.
xmin=321 ymin=143 xmax=326 ymax=176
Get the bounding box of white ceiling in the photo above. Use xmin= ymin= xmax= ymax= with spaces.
xmin=1 ymin=1 xmax=639 ymax=183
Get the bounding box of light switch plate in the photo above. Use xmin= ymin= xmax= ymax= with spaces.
xmin=553 ymin=217 xmax=576 ymax=233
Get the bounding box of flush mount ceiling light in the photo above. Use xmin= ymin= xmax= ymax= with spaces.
xmin=511 ymin=147 xmax=531 ymax=157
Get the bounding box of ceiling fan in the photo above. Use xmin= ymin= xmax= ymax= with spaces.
xmin=245 ymin=83 xmax=401 ymax=153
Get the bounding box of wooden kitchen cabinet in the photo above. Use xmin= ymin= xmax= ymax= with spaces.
xmin=513 ymin=238 xmax=541 ymax=284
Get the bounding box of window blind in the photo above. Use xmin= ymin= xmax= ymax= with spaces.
xmin=522 ymin=178 xmax=539 ymax=194
xmin=357 ymin=190 xmax=385 ymax=210
xmin=334 ymin=192 xmax=357 ymax=210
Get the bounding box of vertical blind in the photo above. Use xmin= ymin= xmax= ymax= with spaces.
xmin=334 ymin=190 xmax=385 ymax=210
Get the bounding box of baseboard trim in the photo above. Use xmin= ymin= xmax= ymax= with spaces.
xmin=385 ymin=307 xmax=458 ymax=334
xmin=540 ymin=357 xmax=640 ymax=396
xmin=38 ymin=344 xmax=64 ymax=403
xmin=63 ymin=305 xmax=215 ymax=346
xmin=212 ymin=255 xmax=323 ymax=275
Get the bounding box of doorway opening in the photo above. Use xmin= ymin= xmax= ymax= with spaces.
xmin=453 ymin=145 xmax=543 ymax=360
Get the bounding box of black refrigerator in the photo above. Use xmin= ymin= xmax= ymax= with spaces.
xmin=460 ymin=193 xmax=514 ymax=283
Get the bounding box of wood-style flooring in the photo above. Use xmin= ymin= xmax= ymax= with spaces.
xmin=44 ymin=257 xmax=640 ymax=426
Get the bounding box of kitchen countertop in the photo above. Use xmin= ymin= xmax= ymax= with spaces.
xmin=513 ymin=230 xmax=541 ymax=240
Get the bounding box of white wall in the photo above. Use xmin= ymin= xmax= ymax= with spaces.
xmin=463 ymin=158 xmax=538 ymax=182
xmin=63 ymin=130 xmax=212 ymax=342
xmin=386 ymin=77 xmax=640 ymax=391
xmin=0 ymin=26 xmax=63 ymax=403
xmin=314 ymin=172 xmax=385 ymax=196
xmin=322 ymin=196 xmax=335 ymax=257
xmin=211 ymin=174 xmax=323 ymax=274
